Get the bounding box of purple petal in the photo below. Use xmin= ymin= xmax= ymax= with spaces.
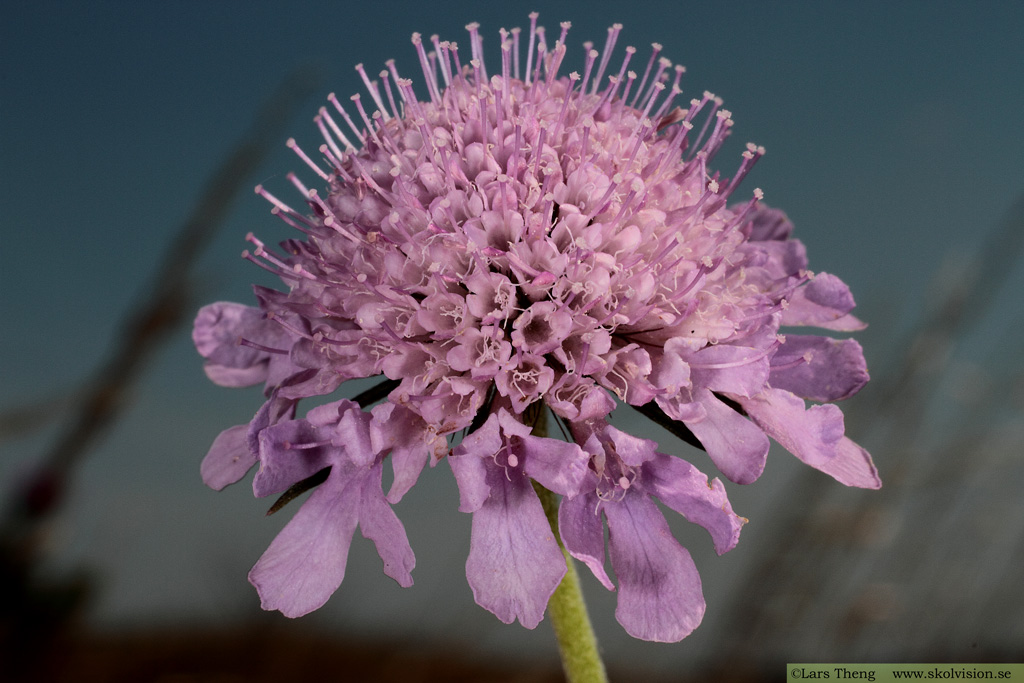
xmin=193 ymin=302 xmax=263 ymax=363
xmin=602 ymin=423 xmax=658 ymax=468
xmin=248 ymin=475 xmax=360 ymax=617
xmin=739 ymin=388 xmax=846 ymax=479
xmin=770 ymin=335 xmax=869 ymax=402
xmin=449 ymin=413 xmax=501 ymax=513
xmin=356 ymin=460 xmax=416 ymax=586
xmin=744 ymin=205 xmax=794 ymax=241
xmin=688 ymin=344 xmax=770 ymax=398
xmin=754 ymin=238 xmax=808 ymax=278
xmin=371 ymin=403 xmax=432 ymax=504
xmin=604 ymin=492 xmax=705 ymax=642
xmin=304 ymin=398 xmax=356 ymax=427
xmin=643 ymin=452 xmax=745 ymax=554
xmin=656 ymin=393 xmax=707 ymax=422
xmin=464 ymin=469 xmax=566 ymax=629
xmin=505 ymin=411 xmax=589 ymax=497
xmin=547 ymin=373 xmax=617 ymax=421
xmin=276 ymin=367 xmax=345 ymax=399
xmin=201 ymin=424 xmax=256 ymax=491
xmin=558 ymin=488 xmax=615 ymax=590
xmin=246 ymin=393 xmax=297 ymax=462
xmin=193 ymin=302 xmax=286 ymax=388
xmin=818 ymin=436 xmax=881 ymax=489
xmin=815 ymin=312 xmax=868 ymax=332
xmin=336 ymin=404 xmax=376 ymax=467
xmin=253 ymin=419 xmax=334 ymax=498
xmin=511 ymin=301 xmax=573 ymax=355
xmin=650 ymin=342 xmax=691 ymax=394
xmin=203 ymin=363 xmax=271 ymax=388
xmin=685 ymin=389 xmax=769 ymax=484
xmin=520 ymin=434 xmax=590 ymax=498
xmin=782 ymin=273 xmax=866 ymax=330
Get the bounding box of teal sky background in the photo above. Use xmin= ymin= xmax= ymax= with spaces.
xmin=2 ymin=0 xmax=1023 ymax=674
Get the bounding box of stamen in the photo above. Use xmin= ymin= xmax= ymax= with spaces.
xmin=510 ymin=26 xmax=522 ymax=80
xmin=317 ymin=105 xmax=358 ymax=152
xmin=350 ymin=94 xmax=384 ymax=150
xmin=595 ymin=45 xmax=635 ymax=112
xmin=688 ymin=340 xmax=781 ymax=370
xmin=255 ymin=184 xmax=297 ymax=215
xmin=315 ymin=114 xmax=346 ymax=161
xmin=525 ymin=12 xmax=539 ymax=86
xmin=281 ymin=439 xmax=333 ymax=450
xmin=355 ymin=63 xmax=390 ymax=121
xmin=592 ymin=23 xmax=623 ymax=95
xmin=630 ymin=43 xmax=662 ymax=108
xmin=238 ymin=338 xmax=289 ymax=355
xmin=379 ymin=68 xmax=403 ymax=123
xmin=579 ymin=48 xmax=599 ymax=97
xmin=433 ymin=38 xmax=453 ymax=88
xmin=327 ymin=93 xmax=366 ymax=145
xmin=412 ymin=32 xmax=442 ymax=104
xmin=465 ymin=22 xmax=487 ymax=84
xmin=619 ymin=70 xmax=638 ymax=109
xmin=286 ymin=138 xmax=330 ymax=182
xmin=638 ymin=56 xmax=672 ymax=113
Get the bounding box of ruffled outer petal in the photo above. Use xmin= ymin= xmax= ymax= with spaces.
xmin=739 ymin=388 xmax=880 ymax=489
xmin=370 ymin=403 xmax=433 ymax=504
xmin=193 ymin=302 xmax=296 ymax=388
xmin=353 ymin=460 xmax=416 ymax=587
xmin=248 ymin=473 xmax=359 ymax=617
xmin=464 ymin=467 xmax=566 ymax=629
xmin=558 ymin=487 xmax=615 ymax=590
xmin=688 ymin=344 xmax=770 ymax=398
xmin=739 ymin=387 xmax=842 ymax=465
xmin=603 ymin=424 xmax=658 ymax=467
xmin=604 ymin=491 xmax=705 ymax=642
xmin=253 ymin=419 xmax=333 ymax=498
xmin=643 ymin=452 xmax=746 ymax=555
xmin=684 ymin=388 xmax=770 ymax=484
xmin=201 ymin=424 xmax=255 ymax=491
xmin=770 ymin=335 xmax=869 ymax=402
xmin=744 ymin=205 xmax=794 ymax=241
xmin=450 ymin=409 xmax=569 ymax=628
xmin=193 ymin=303 xmax=268 ymax=387
xmin=448 ymin=413 xmax=502 ymax=513
xmin=782 ymin=273 xmax=866 ymax=331
xmin=248 ymin=459 xmax=414 ymax=618
xmin=818 ymin=436 xmax=882 ymax=489
xmin=246 ymin=393 xmax=296 ymax=465
xmin=518 ymin=433 xmax=590 ymax=498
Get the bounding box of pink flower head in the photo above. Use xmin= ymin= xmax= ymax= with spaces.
xmin=194 ymin=14 xmax=877 ymax=642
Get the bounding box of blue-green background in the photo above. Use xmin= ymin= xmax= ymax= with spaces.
xmin=3 ymin=0 xmax=1022 ymax=675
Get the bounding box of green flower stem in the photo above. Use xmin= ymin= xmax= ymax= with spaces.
xmin=533 ymin=480 xmax=608 ymax=683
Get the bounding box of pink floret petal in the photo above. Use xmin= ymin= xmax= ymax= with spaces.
xmin=450 ymin=409 xmax=567 ymax=628
xmin=200 ymin=424 xmax=254 ymax=491
xmin=605 ymin=491 xmax=706 ymax=642
xmin=193 ymin=12 xmax=877 ymax=639
xmin=739 ymin=387 xmax=880 ymax=488
xmin=555 ymin=419 xmax=743 ymax=641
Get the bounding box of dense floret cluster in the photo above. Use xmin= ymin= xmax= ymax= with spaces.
xmin=194 ymin=15 xmax=878 ymax=642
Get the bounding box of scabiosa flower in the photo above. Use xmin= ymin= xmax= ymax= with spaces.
xmin=194 ymin=14 xmax=878 ymax=643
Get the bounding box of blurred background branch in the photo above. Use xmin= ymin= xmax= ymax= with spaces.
xmin=2 ymin=3 xmax=1022 ymax=681
xmin=717 ymin=189 xmax=1024 ymax=668
xmin=0 ymin=68 xmax=321 ymax=680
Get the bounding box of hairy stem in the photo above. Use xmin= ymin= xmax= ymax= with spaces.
xmin=529 ymin=407 xmax=607 ymax=683
xmin=533 ymin=483 xmax=607 ymax=683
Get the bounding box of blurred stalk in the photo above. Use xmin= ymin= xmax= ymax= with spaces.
xmin=718 ymin=188 xmax=1024 ymax=666
xmin=0 ymin=68 xmax=321 ymax=678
